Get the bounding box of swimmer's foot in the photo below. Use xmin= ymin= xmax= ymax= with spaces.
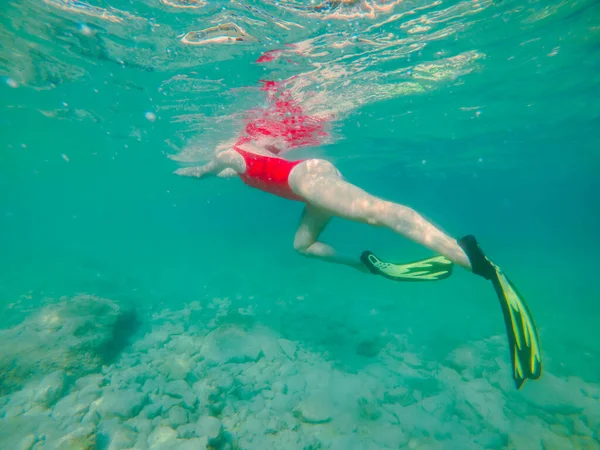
xmin=457 ymin=235 xmax=543 ymax=389
xmin=360 ymin=251 xmax=453 ymax=282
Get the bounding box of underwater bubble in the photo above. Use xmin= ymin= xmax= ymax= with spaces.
xmin=145 ymin=111 xmax=157 ymax=122
xmin=78 ymin=23 xmax=93 ymax=36
xmin=5 ymin=77 xmax=18 ymax=88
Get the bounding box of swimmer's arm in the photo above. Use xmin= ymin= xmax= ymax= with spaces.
xmin=174 ymin=149 xmax=243 ymax=180
xmin=174 ymin=160 xmax=223 ymax=179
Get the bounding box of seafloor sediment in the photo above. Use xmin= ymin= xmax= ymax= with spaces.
xmin=0 ymin=296 xmax=598 ymax=450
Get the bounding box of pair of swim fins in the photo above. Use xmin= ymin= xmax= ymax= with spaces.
xmin=361 ymin=235 xmax=542 ymax=390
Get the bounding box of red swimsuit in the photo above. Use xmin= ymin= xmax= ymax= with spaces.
xmin=229 ymin=79 xmax=328 ymax=203
xmin=234 ymin=147 xmax=305 ymax=202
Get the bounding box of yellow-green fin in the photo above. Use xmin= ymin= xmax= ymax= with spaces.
xmin=491 ymin=265 xmax=543 ymax=389
xmin=361 ymin=251 xmax=454 ymax=282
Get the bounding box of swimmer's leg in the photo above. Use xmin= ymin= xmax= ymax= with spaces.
xmin=290 ymin=161 xmax=472 ymax=269
xmin=293 ymin=205 xmax=369 ymax=273
xmin=291 ymin=161 xmax=542 ymax=389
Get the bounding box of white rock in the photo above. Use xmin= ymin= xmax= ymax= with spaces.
xmin=75 ymin=374 xmax=104 ymax=390
xmin=396 ymin=352 xmax=423 ymax=368
xmin=164 ymin=380 xmax=197 ymax=408
xmin=82 ymin=409 xmax=101 ymax=426
xmin=214 ymin=375 xmax=234 ymax=393
xmin=285 ymin=374 xmax=306 ymax=394
xmin=459 ymin=378 xmax=508 ymax=432
xmin=133 ymin=332 xmax=163 ymax=353
xmin=175 ymin=437 xmax=209 ymax=450
xmin=419 ymin=392 xmax=454 ymax=419
xmin=177 ymin=424 xmax=196 ymax=439
xmin=32 ymin=371 xmax=66 ymax=408
xmin=0 ymin=295 xmax=136 ymax=396
xmin=383 ymin=387 xmax=415 ymax=406
xmin=140 ymin=403 xmax=162 ymax=420
xmin=262 ymin=389 xmax=274 ymax=400
xmin=271 ymin=381 xmax=287 ymax=394
xmin=294 ymin=395 xmax=334 ymax=424
xmin=168 ymin=405 xmax=189 ymax=428
xmin=201 ymin=325 xmax=265 ymax=365
xmin=142 ymin=378 xmax=160 ymax=395
xmin=125 ymin=416 xmax=152 ymax=435
xmin=371 ymin=423 xmax=408 ymax=449
xmin=161 ymin=355 xmax=195 ymax=381
xmin=278 ymin=339 xmax=297 ymax=359
xmin=519 ymin=373 xmax=586 ymax=415
xmin=3 ymin=388 xmax=33 ymax=409
xmin=22 ymin=405 xmax=46 ymax=416
xmin=53 ymin=424 xmax=96 ymax=450
xmin=96 ymin=390 xmax=146 ymax=419
xmin=147 ymin=425 xmax=177 ymax=448
xmin=160 ymin=394 xmax=183 ymax=412
xmin=195 ymin=416 xmax=222 ymax=441
xmin=240 ymin=417 xmax=265 ymax=437
xmin=357 ymin=396 xmax=382 ymax=420
xmin=167 ymin=335 xmax=201 ymax=355
xmin=15 ymin=433 xmax=36 ymax=450
xmin=151 ymin=416 xmax=164 ymax=428
xmin=436 ymin=366 xmax=463 ymax=387
xmin=193 ymin=381 xmax=219 ymax=407
xmin=4 ymin=405 xmax=24 ymax=418
xmin=52 ymin=392 xmax=91 ymax=422
xmin=264 ymin=416 xmax=282 ymax=434
xmin=271 ymin=393 xmax=295 ymax=412
xmin=77 ymin=379 xmax=102 ymax=396
xmin=473 ymin=430 xmax=508 ymax=449
xmin=98 ymin=421 xmax=138 ymax=450
xmin=249 ymin=395 xmax=266 ymax=414
xmin=0 ymin=416 xmax=53 ymax=449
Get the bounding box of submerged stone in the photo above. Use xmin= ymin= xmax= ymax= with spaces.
xmin=98 ymin=421 xmax=137 ymax=450
xmin=32 ymin=370 xmax=67 ymax=408
xmin=294 ymin=395 xmax=334 ymax=424
xmin=147 ymin=426 xmax=177 ymax=448
xmin=96 ymin=390 xmax=147 ymax=419
xmin=519 ymin=373 xmax=586 ymax=415
xmin=0 ymin=295 xmax=137 ymax=396
xmin=202 ymin=326 xmax=262 ymax=364
xmin=195 ymin=416 xmax=222 ymax=442
xmin=164 ymin=380 xmax=197 ymax=408
xmin=168 ymin=405 xmax=189 ymax=428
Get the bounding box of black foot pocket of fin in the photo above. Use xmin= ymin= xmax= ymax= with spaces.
xmin=361 ymin=251 xmax=453 ymax=282
xmin=457 ymin=235 xmax=496 ymax=280
xmin=490 ymin=267 xmax=543 ymax=389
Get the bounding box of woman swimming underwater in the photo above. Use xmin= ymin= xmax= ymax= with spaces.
xmin=174 ymin=83 xmax=542 ymax=390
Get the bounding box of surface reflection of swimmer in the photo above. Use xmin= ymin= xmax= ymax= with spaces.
xmin=282 ymin=0 xmax=358 ymax=13
xmin=174 ymin=98 xmax=542 ymax=392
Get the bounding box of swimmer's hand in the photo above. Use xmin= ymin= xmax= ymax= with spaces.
xmin=174 ymin=167 xmax=203 ymax=178
xmin=217 ymin=168 xmax=238 ymax=178
xmin=174 ymin=160 xmax=224 ymax=179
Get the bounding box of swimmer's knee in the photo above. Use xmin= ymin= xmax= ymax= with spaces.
xmin=293 ymin=239 xmax=311 ymax=254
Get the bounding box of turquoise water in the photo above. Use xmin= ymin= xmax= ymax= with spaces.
xmin=1 ymin=0 xmax=600 ymax=449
